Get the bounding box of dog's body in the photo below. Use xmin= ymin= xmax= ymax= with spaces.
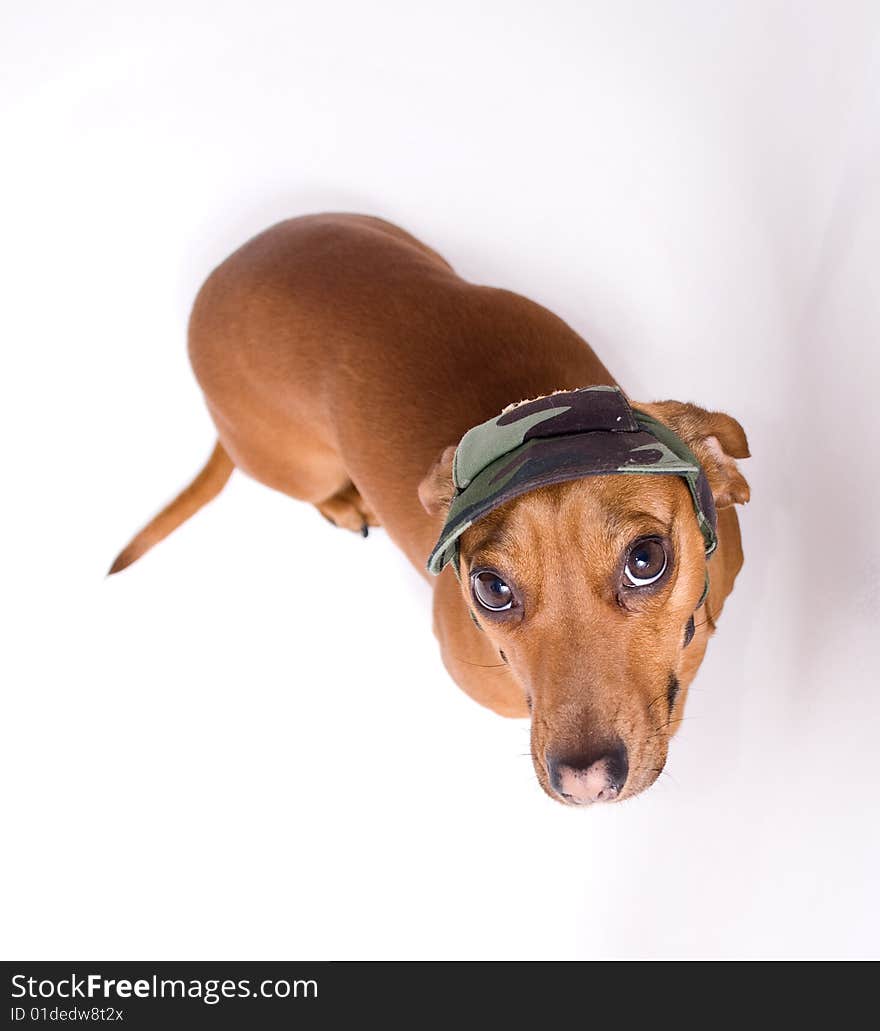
xmin=112 ymin=214 xmax=749 ymax=804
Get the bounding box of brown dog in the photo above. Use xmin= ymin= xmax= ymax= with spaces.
xmin=110 ymin=213 xmax=750 ymax=805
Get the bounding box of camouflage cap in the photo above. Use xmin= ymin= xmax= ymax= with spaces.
xmin=427 ymin=386 xmax=717 ymax=576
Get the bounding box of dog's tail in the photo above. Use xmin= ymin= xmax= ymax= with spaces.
xmin=108 ymin=440 xmax=234 ymax=575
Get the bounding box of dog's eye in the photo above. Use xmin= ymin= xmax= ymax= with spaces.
xmin=623 ymin=538 xmax=668 ymax=587
xmin=471 ymin=569 xmax=514 ymax=611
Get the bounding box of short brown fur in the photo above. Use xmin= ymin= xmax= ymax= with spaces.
xmin=110 ymin=214 xmax=749 ymax=804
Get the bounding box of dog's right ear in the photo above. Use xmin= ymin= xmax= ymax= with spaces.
xmin=418 ymin=445 xmax=457 ymax=515
xmin=633 ymin=400 xmax=751 ymax=509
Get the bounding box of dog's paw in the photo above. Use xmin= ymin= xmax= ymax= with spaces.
xmin=316 ymin=482 xmax=380 ymax=535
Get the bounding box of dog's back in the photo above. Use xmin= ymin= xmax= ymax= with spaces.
xmin=180 ymin=214 xmax=613 ymax=566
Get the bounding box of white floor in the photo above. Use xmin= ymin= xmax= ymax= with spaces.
xmin=2 ymin=1 xmax=878 ymax=959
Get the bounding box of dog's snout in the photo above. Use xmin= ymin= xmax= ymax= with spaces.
xmin=546 ymin=741 xmax=629 ymax=805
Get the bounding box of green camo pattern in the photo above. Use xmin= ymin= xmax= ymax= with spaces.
xmin=427 ymin=386 xmax=717 ymax=576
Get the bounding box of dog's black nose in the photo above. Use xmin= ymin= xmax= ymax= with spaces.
xmin=546 ymin=741 xmax=629 ymax=805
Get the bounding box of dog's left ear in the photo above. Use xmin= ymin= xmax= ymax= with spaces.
xmin=632 ymin=400 xmax=751 ymax=508
xmin=418 ymin=445 xmax=457 ymax=515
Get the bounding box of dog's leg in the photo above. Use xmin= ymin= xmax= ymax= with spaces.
xmin=316 ymin=480 xmax=380 ymax=536
xmin=432 ymin=568 xmax=528 ymax=717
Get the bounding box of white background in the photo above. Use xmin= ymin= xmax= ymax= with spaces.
xmin=2 ymin=1 xmax=878 ymax=959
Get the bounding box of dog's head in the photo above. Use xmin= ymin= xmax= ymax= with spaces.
xmin=419 ymin=393 xmax=750 ymax=806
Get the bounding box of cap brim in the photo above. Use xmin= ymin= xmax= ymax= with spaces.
xmin=427 ymin=431 xmax=699 ymax=574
